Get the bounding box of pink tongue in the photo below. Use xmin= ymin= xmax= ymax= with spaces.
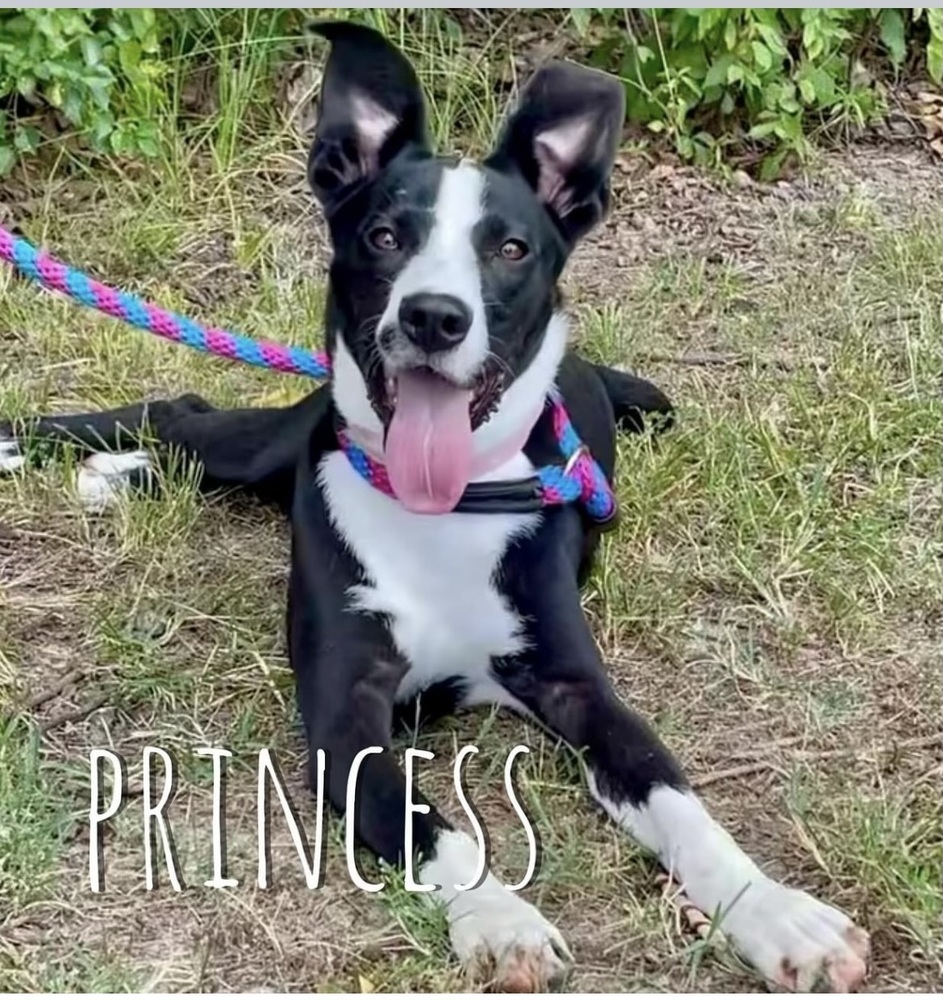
xmin=385 ymin=369 xmax=473 ymax=514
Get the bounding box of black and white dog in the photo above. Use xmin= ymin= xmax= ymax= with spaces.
xmin=1 ymin=22 xmax=869 ymax=993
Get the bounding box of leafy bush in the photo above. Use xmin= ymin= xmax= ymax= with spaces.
xmin=0 ymin=8 xmax=169 ymax=172
xmin=0 ymin=7 xmax=939 ymax=179
xmin=573 ymin=7 xmax=942 ymax=177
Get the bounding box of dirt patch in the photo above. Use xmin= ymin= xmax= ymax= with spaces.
xmin=563 ymin=142 xmax=942 ymax=307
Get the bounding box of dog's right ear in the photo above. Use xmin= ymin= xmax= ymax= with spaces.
xmin=306 ymin=21 xmax=430 ymax=213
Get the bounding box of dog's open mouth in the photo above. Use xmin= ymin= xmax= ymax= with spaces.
xmin=371 ymin=365 xmax=503 ymax=515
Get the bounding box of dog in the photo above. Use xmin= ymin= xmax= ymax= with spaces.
xmin=1 ymin=21 xmax=869 ymax=993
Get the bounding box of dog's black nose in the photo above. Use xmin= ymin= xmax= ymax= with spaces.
xmin=398 ymin=293 xmax=472 ymax=353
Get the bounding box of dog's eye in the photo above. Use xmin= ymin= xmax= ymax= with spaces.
xmin=499 ymin=239 xmax=528 ymax=261
xmin=369 ymin=226 xmax=400 ymax=252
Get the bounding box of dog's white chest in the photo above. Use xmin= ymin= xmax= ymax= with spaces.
xmin=319 ymin=452 xmax=537 ymax=703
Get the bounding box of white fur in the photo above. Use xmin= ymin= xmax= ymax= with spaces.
xmin=332 ymin=335 xmax=382 ymax=436
xmin=588 ymin=777 xmax=866 ymax=990
xmin=420 ymin=829 xmax=569 ymax=984
xmin=378 ymin=161 xmax=489 ymax=386
xmin=350 ymin=92 xmax=399 ymax=162
xmin=76 ymin=450 xmax=152 ymax=513
xmin=473 ymin=312 xmax=568 ymax=460
xmin=0 ymin=437 xmax=24 ymax=474
xmin=320 ymin=446 xmax=535 ymax=708
xmin=0 ymin=438 xmax=152 ymax=510
xmin=322 ymin=312 xmax=567 ymax=707
xmin=536 ymin=117 xmax=593 ymax=168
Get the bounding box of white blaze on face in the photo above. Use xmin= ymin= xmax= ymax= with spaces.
xmin=379 ymin=161 xmax=489 ymax=386
xmin=367 ymin=162 xmax=493 ymax=514
xmin=332 ymin=159 xmax=568 ymax=511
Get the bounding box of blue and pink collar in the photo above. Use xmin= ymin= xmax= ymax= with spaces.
xmin=337 ymin=392 xmax=619 ymax=524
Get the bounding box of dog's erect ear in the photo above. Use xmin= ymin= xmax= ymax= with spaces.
xmin=306 ymin=21 xmax=429 ymax=211
xmin=485 ymin=62 xmax=625 ymax=245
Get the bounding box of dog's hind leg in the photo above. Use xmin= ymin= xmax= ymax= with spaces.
xmin=1 ymin=388 xmax=330 ymax=511
xmin=592 ymin=362 xmax=675 ymax=434
xmin=3 ymin=395 xmax=198 ymax=508
xmin=4 ymin=394 xmax=214 ymax=455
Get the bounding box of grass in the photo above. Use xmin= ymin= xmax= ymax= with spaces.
xmin=586 ymin=225 xmax=940 ymax=651
xmin=1 ymin=17 xmax=941 ymax=994
xmin=0 ymin=718 xmax=65 ymax=915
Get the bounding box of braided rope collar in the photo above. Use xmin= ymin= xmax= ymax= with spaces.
xmin=1 ymin=225 xmax=618 ymax=526
xmin=337 ymin=392 xmax=617 ymax=520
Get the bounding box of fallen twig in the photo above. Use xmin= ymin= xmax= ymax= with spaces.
xmin=693 ymin=760 xmax=787 ymax=789
xmin=656 ymin=872 xmax=726 ymax=943
xmin=693 ymin=732 xmax=942 ymax=789
xmin=865 ymin=307 xmax=921 ymax=325
xmin=637 ymin=350 xmax=744 ymax=367
xmin=38 ymin=694 xmax=107 ymax=734
xmin=794 ymin=732 xmax=942 ymax=760
xmin=26 ymin=666 xmax=85 ymax=709
xmin=727 ymin=735 xmax=804 ymax=760
xmin=632 ymin=351 xmax=825 ymax=372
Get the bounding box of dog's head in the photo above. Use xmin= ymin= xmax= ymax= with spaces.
xmin=308 ymin=21 xmax=624 ymax=513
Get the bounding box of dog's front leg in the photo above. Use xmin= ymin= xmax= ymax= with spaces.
xmin=501 ymin=653 xmax=870 ymax=990
xmin=418 ymin=827 xmax=572 ymax=991
xmin=289 ymin=625 xmax=571 ymax=990
xmin=496 ymin=531 xmax=870 ymax=992
xmin=288 ymin=517 xmax=571 ymax=991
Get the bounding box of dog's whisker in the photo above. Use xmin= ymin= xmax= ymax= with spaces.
xmin=484 ymin=350 xmax=514 ymax=382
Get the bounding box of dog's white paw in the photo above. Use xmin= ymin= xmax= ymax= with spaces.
xmin=76 ymin=451 xmax=153 ymax=513
xmin=421 ymin=829 xmax=571 ymax=991
xmin=723 ymin=879 xmax=869 ymax=992
xmin=0 ymin=437 xmax=24 ymax=474
xmin=447 ymin=882 xmax=571 ymax=991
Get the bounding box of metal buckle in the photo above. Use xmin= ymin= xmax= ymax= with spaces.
xmin=561 ymin=444 xmax=621 ymax=531
xmin=563 ymin=443 xmax=590 ymax=477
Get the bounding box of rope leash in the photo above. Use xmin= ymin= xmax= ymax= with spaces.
xmin=0 ymin=225 xmax=330 ymax=379
xmin=0 ymin=224 xmax=616 ymax=523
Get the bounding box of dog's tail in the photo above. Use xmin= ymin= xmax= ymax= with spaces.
xmin=593 ymin=363 xmax=674 ymax=435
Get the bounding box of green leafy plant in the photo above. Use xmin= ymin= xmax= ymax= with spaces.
xmin=0 ymin=7 xmax=939 ymax=179
xmin=917 ymin=6 xmax=943 ymax=82
xmin=0 ymin=7 xmax=167 ymax=173
xmin=573 ymin=7 xmax=942 ymax=177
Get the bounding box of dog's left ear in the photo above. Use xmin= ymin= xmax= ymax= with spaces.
xmin=307 ymin=20 xmax=430 ymax=213
xmin=485 ymin=62 xmax=625 ymax=245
